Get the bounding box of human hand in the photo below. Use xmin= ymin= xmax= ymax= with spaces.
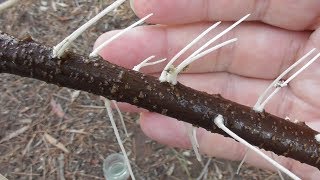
xmin=95 ymin=0 xmax=320 ymax=179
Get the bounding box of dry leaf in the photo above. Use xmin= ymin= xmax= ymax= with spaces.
xmin=0 ymin=173 xmax=8 ymax=180
xmin=0 ymin=126 xmax=29 ymax=143
xmin=44 ymin=133 xmax=69 ymax=153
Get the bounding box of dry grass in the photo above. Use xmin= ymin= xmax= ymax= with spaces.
xmin=0 ymin=0 xmax=284 ymax=179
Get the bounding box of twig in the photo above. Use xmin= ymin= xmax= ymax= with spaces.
xmin=1 ymin=31 xmax=320 ymax=170
xmin=58 ymin=153 xmax=66 ymax=180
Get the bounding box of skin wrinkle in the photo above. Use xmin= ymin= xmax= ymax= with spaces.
xmin=219 ymin=26 xmax=237 ymax=74
xmin=288 ymin=29 xmax=320 ymax=112
xmin=221 ymin=72 xmax=234 ymax=105
xmin=276 ymin=35 xmax=304 ymax=80
xmin=308 ymin=5 xmax=320 ymax=30
xmin=274 ymin=86 xmax=293 ymax=119
xmin=205 ymin=22 xmax=238 ymax=74
xmin=253 ymin=0 xmax=271 ymax=23
xmin=203 ymin=0 xmax=209 ymax=22
xmin=289 ymin=84 xmax=320 ymax=122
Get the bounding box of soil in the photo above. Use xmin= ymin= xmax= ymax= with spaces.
xmin=0 ymin=0 xmax=283 ymax=179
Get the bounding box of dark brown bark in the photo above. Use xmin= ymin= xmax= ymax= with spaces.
xmin=1 ymin=31 xmax=320 ymax=169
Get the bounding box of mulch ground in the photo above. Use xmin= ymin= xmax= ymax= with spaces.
xmin=0 ymin=0 xmax=282 ymax=179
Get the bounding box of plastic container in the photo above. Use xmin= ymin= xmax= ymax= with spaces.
xmin=103 ymin=153 xmax=129 ymax=180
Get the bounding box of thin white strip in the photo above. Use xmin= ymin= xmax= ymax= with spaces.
xmin=271 ymin=152 xmax=285 ymax=180
xmin=192 ymin=126 xmax=200 ymax=148
xmin=159 ymin=21 xmax=221 ymax=82
xmin=282 ymin=52 xmax=320 ymax=87
xmin=53 ymin=0 xmax=127 ymax=57
xmin=253 ymin=48 xmax=316 ymax=112
xmin=133 ymin=56 xmax=155 ymax=71
xmin=144 ymin=58 xmax=167 ymax=66
xmin=196 ymin=158 xmax=212 ymax=180
xmin=90 ymin=13 xmax=153 ymax=57
xmin=112 ymin=100 xmax=129 ymax=137
xmin=236 ymin=149 xmax=249 ymax=174
xmin=166 ymin=38 xmax=237 ymax=85
xmin=214 ymin=115 xmax=301 ymax=180
xmin=133 ymin=56 xmax=166 ymax=71
xmin=180 ymin=14 xmax=250 ymax=67
xmin=104 ymin=98 xmax=135 ymax=180
xmin=185 ymin=123 xmax=202 ymax=161
xmin=255 ymin=87 xmax=281 ymax=112
xmin=176 ymin=38 xmax=237 ymax=73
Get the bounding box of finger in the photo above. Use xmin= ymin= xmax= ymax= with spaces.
xmin=131 ymin=0 xmax=320 ymax=30
xmin=139 ymin=112 xmax=320 ymax=179
xmin=95 ymin=23 xmax=309 ymax=79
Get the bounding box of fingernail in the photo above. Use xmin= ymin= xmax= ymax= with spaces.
xmin=129 ymin=0 xmax=136 ymax=14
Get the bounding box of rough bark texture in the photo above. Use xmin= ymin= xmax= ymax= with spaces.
xmin=1 ymin=31 xmax=320 ymax=169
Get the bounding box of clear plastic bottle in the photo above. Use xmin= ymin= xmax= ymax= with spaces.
xmin=103 ymin=153 xmax=130 ymax=180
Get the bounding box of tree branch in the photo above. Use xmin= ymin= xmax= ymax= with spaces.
xmin=1 ymin=31 xmax=319 ymax=169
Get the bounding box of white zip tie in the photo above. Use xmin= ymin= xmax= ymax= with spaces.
xmin=103 ymin=98 xmax=135 ymax=180
xmin=90 ymin=13 xmax=153 ymax=57
xmin=133 ymin=55 xmax=167 ymax=71
xmin=214 ymin=114 xmax=301 ymax=180
xmin=166 ymin=38 xmax=237 ymax=84
xmin=253 ymin=49 xmax=320 ymax=112
xmin=159 ymin=21 xmax=221 ymax=82
xmin=112 ymin=100 xmax=129 ymax=137
xmin=185 ymin=123 xmax=202 ymax=161
xmin=52 ymin=0 xmax=127 ymax=58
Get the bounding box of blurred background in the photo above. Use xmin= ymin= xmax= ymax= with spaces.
xmin=0 ymin=0 xmax=282 ymax=179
